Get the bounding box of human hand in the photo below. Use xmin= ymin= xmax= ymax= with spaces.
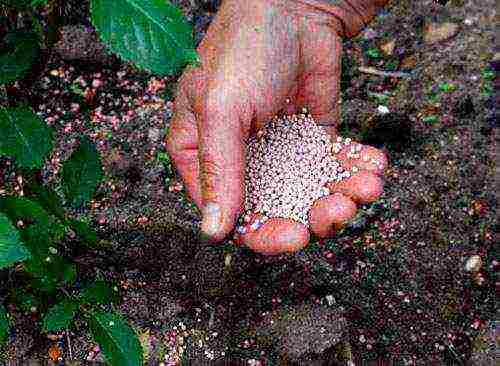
xmin=166 ymin=0 xmax=389 ymax=253
xmin=235 ymin=131 xmax=388 ymax=255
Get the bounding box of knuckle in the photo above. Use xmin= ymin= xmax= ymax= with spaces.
xmin=203 ymin=90 xmax=226 ymax=117
xmin=201 ymin=157 xmax=223 ymax=181
xmin=357 ymin=173 xmax=383 ymax=202
xmin=202 ymin=87 xmax=244 ymax=127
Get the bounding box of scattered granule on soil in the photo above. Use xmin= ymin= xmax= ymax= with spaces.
xmin=241 ymin=111 xmax=360 ymax=228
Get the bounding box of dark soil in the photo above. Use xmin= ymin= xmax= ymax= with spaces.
xmin=0 ymin=0 xmax=497 ymax=365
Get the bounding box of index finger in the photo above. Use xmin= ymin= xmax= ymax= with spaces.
xmin=193 ymin=84 xmax=253 ymax=242
xmin=165 ymin=94 xmax=203 ymax=208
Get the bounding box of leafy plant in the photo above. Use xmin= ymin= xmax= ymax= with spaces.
xmin=0 ymin=104 xmax=142 ymax=364
xmin=481 ymin=67 xmax=495 ymax=81
xmin=42 ymin=298 xmax=80 ymax=332
xmin=80 ymin=280 xmax=120 ymax=305
xmin=0 ymin=0 xmax=198 ymax=91
xmin=422 ymin=115 xmax=439 ymax=124
xmin=0 ymin=0 xmax=200 ymax=363
xmin=0 ymin=0 xmax=45 ymax=9
xmin=0 ymin=108 xmax=143 ymax=363
xmin=367 ymin=91 xmax=391 ymax=105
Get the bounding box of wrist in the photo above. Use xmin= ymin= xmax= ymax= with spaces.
xmin=291 ymin=0 xmax=389 ymax=38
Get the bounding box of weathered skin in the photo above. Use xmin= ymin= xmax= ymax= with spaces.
xmin=236 ymin=214 xmax=311 ymax=255
xmin=166 ymin=0 xmax=389 ymax=254
xmin=309 ymin=192 xmax=357 ymax=238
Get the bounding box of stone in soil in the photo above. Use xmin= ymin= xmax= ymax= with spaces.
xmin=54 ymin=25 xmax=113 ymax=64
xmin=423 ymin=22 xmax=460 ymax=44
xmin=254 ymin=302 xmax=346 ymax=361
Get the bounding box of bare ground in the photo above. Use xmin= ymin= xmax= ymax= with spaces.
xmin=0 ymin=0 xmax=497 ymax=365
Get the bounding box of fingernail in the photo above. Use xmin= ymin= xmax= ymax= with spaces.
xmin=201 ymin=202 xmax=222 ymax=237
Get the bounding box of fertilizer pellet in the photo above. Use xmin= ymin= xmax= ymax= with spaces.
xmin=240 ymin=112 xmax=359 ymax=229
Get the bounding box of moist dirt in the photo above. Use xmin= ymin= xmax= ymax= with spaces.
xmin=0 ymin=0 xmax=496 ymax=365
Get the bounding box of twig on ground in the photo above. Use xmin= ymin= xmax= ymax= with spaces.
xmin=66 ymin=328 xmax=73 ymax=360
xmin=358 ymin=66 xmax=412 ymax=78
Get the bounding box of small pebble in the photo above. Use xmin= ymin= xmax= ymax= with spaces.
xmin=325 ymin=294 xmax=335 ymax=306
xmin=92 ymin=79 xmax=103 ymax=88
xmin=377 ymin=105 xmax=390 ymax=114
xmin=465 ymin=255 xmax=482 ymax=272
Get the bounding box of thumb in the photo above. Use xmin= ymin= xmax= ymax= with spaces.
xmin=196 ymin=88 xmax=252 ymax=242
xmin=296 ymin=22 xmax=342 ymax=134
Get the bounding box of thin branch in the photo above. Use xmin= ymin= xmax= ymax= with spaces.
xmin=66 ymin=328 xmax=73 ymax=360
xmin=358 ymin=66 xmax=412 ymax=79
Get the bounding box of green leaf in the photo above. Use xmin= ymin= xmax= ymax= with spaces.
xmin=8 ymin=290 xmax=39 ymax=312
xmin=365 ymin=47 xmax=382 ymax=59
xmin=481 ymin=83 xmax=493 ymax=98
xmin=42 ymin=299 xmax=79 ymax=332
xmin=0 ymin=305 xmax=9 ymax=344
xmin=23 ymin=176 xmax=67 ymax=241
xmin=26 ymin=181 xmax=66 ymax=221
xmin=384 ymin=59 xmax=399 ymax=71
xmin=438 ymin=82 xmax=457 ymax=93
xmin=156 ymin=151 xmax=174 ymax=180
xmin=0 ymin=196 xmax=73 ymax=291
xmin=30 ymin=15 xmax=45 ymax=46
xmin=25 ymin=263 xmax=59 ymax=293
xmin=67 ymin=218 xmax=98 ymax=246
xmin=0 ymin=0 xmax=34 ymax=10
xmin=0 ymin=106 xmax=54 ymax=169
xmin=0 ymin=212 xmax=30 ymax=269
xmin=61 ymin=137 xmax=103 ymax=207
xmin=80 ymin=281 xmax=119 ymax=305
xmin=61 ymin=262 xmax=77 ymax=285
xmin=25 ymin=256 xmax=76 ymax=292
xmin=423 ymin=115 xmax=439 ymax=124
xmin=481 ymin=68 xmax=495 ymax=81
xmin=0 ymin=196 xmax=52 ymax=255
xmin=367 ymin=91 xmax=390 ymax=105
xmin=0 ymin=31 xmax=39 ymax=84
xmin=88 ymin=310 xmax=143 ymax=366
xmin=90 ymin=0 xmax=198 ymax=76
xmin=30 ymin=0 xmax=49 ymax=6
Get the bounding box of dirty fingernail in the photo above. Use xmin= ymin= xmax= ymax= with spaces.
xmin=201 ymin=202 xmax=222 ymax=237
